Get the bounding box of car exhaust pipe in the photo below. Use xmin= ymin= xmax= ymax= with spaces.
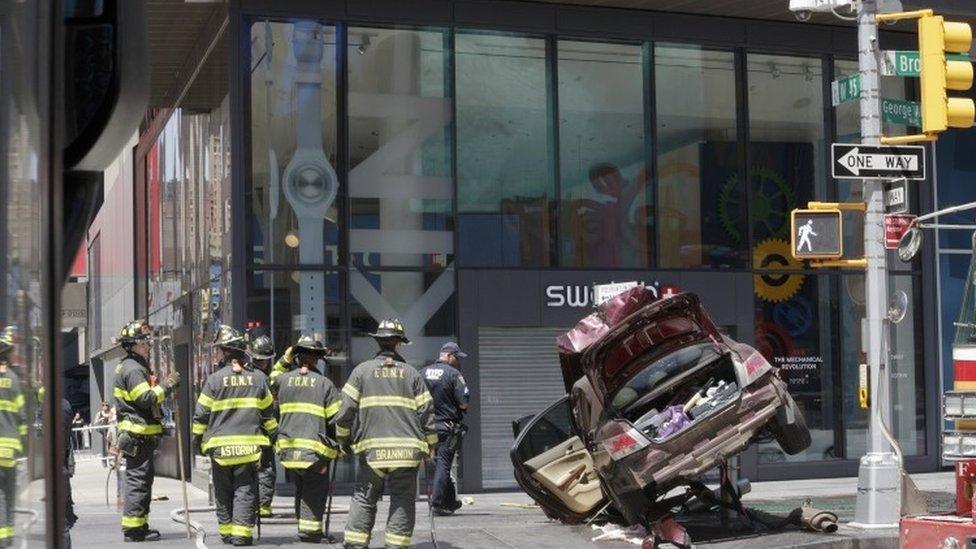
xmin=799 ymin=503 xmax=838 ymax=533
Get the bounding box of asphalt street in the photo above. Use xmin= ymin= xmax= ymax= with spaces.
xmin=35 ymin=460 xmax=957 ymax=548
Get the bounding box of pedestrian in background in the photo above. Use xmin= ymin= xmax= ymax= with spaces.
xmin=420 ymin=342 xmax=470 ymax=516
xmin=93 ymin=401 xmax=115 ymax=467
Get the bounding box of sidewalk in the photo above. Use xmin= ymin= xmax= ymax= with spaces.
xmin=58 ymin=460 xmax=955 ymax=548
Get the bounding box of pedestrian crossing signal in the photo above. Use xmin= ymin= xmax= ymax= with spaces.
xmin=791 ymin=209 xmax=843 ymax=260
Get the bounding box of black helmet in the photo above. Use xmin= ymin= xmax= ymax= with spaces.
xmin=213 ymin=325 xmax=246 ymax=351
xmin=119 ymin=320 xmax=153 ymax=345
xmin=369 ymin=318 xmax=410 ymax=344
xmin=293 ymin=333 xmax=331 ymax=356
xmin=247 ymin=334 xmax=275 ymax=360
xmin=0 ymin=327 xmax=14 ymax=359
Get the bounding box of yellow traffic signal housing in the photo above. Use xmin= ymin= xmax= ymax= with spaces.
xmin=919 ymin=15 xmax=975 ymax=135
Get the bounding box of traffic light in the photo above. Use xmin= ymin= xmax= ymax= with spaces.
xmin=919 ymin=14 xmax=975 ymax=135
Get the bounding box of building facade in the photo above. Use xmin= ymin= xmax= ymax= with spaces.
xmin=83 ymin=0 xmax=976 ymax=494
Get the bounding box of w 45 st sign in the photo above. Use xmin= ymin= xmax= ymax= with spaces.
xmin=831 ymin=143 xmax=926 ymax=180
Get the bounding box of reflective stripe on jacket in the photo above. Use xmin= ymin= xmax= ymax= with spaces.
xmin=112 ymin=355 xmax=165 ymax=437
xmin=275 ymin=368 xmax=341 ymax=469
xmin=192 ymin=363 xmax=277 ymax=466
xmin=0 ymin=369 xmax=25 ymax=468
xmin=331 ymin=351 xmax=436 ymax=470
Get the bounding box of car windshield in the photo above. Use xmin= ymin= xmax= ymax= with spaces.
xmin=609 ymin=343 xmax=725 ymax=412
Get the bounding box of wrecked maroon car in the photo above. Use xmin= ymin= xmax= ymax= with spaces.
xmin=510 ymin=287 xmax=810 ymax=527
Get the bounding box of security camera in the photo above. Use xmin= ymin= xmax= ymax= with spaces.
xmin=789 ymin=0 xmax=855 ymax=20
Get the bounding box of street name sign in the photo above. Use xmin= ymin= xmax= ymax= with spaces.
xmin=881 ymin=50 xmax=971 ymax=77
xmin=884 ymin=214 xmax=917 ymax=250
xmin=831 ymin=73 xmax=861 ymax=106
xmin=881 ymin=98 xmax=921 ymax=127
xmin=791 ymin=209 xmax=843 ymax=260
xmin=831 ymin=143 xmax=926 ymax=180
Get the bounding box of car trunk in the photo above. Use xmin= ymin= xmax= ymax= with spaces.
xmin=616 ymin=344 xmax=741 ymax=443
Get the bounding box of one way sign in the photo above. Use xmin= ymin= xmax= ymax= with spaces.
xmin=831 ymin=143 xmax=926 ymax=180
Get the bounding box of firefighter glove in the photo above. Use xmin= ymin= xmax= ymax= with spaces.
xmin=164 ymin=370 xmax=181 ymax=390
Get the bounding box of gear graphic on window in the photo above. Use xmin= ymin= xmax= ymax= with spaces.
xmin=719 ymin=166 xmax=796 ymax=243
xmin=753 ymin=238 xmax=805 ymax=303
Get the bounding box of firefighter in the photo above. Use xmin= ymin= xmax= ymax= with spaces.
xmin=333 ymin=319 xmax=437 ymax=549
xmin=246 ymin=333 xmax=278 ymax=519
xmin=269 ymin=344 xmax=295 ymax=386
xmin=419 ymin=342 xmax=470 ymax=516
xmin=0 ymin=327 xmax=24 ymax=548
xmin=113 ymin=320 xmax=180 ymax=542
xmin=192 ymin=325 xmax=277 ymax=547
xmin=275 ymin=334 xmax=341 ymax=542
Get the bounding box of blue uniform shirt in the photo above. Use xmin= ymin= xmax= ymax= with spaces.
xmin=419 ymin=361 xmax=469 ymax=431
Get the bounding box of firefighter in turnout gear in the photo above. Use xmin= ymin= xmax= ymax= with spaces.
xmin=113 ymin=320 xmax=180 ymax=542
xmin=245 ymin=333 xmax=278 ymax=519
xmin=193 ymin=325 xmax=277 ymax=546
xmin=0 ymin=328 xmax=25 ymax=548
xmin=275 ymin=334 xmax=341 ymax=542
xmin=333 ymin=319 xmax=437 ymax=549
xmin=270 ymin=345 xmax=295 ymax=386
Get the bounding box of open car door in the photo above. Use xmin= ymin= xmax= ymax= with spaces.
xmin=510 ymin=396 xmax=607 ymax=524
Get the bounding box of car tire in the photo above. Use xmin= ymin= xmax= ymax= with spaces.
xmin=771 ymin=394 xmax=811 ymax=455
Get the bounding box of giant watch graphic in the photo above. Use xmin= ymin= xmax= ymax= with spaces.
xmin=282 ymin=22 xmax=337 ymax=335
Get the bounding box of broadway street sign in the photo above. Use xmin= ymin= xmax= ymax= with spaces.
xmin=881 ymin=50 xmax=971 ymax=77
xmin=831 ymin=143 xmax=926 ymax=180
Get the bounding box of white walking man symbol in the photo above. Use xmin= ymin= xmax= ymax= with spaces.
xmin=796 ymin=219 xmax=818 ymax=252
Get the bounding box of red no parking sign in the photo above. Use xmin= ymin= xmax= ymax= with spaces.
xmin=884 ymin=214 xmax=916 ymax=249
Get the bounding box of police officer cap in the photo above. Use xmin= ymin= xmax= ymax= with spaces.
xmin=440 ymin=342 xmax=467 ymax=358
xmin=369 ymin=318 xmax=410 ymax=344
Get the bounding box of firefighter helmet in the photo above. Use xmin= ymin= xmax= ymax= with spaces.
xmin=369 ymin=318 xmax=410 ymax=344
xmin=119 ymin=320 xmax=153 ymax=344
xmin=293 ymin=333 xmax=331 ymax=356
xmin=0 ymin=327 xmax=14 ymax=359
xmin=213 ymin=324 xmax=246 ymax=351
xmin=247 ymin=334 xmax=276 ymax=360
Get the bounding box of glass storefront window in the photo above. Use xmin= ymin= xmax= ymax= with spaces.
xmin=558 ymin=40 xmax=649 ymax=268
xmin=748 ymin=54 xmax=826 ymax=250
xmin=655 ymin=45 xmax=744 ymax=268
xmin=348 ymin=27 xmax=454 ymax=269
xmin=249 ymin=21 xmax=340 ymax=267
xmin=456 ymin=32 xmax=555 ymax=267
xmin=755 ymin=275 xmax=840 ymax=463
xmin=249 ymin=269 xmax=345 ymax=358
xmin=349 ymin=269 xmax=456 ymax=368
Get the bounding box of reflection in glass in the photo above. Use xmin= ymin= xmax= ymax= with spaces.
xmin=457 ymin=32 xmax=554 ymax=267
xmin=748 ymin=54 xmax=825 ymax=247
xmin=655 ymin=45 xmax=743 ymax=268
xmin=559 ymin=41 xmax=649 ymax=268
xmin=249 ymin=21 xmax=340 ymax=267
xmin=249 ymin=270 xmax=345 ymax=361
xmin=348 ymin=27 xmax=454 ymax=268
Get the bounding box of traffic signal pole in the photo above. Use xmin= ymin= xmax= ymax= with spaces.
xmin=851 ymin=0 xmax=902 ymax=528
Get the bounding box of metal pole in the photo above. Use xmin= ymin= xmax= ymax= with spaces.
xmin=852 ymin=0 xmax=901 ymax=527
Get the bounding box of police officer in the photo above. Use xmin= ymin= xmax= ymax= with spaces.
xmin=113 ymin=320 xmax=180 ymax=542
xmin=333 ymin=319 xmax=437 ymax=549
xmin=275 ymin=334 xmax=341 ymax=542
xmin=192 ymin=325 xmax=277 ymax=547
xmin=246 ymin=333 xmax=278 ymax=519
xmin=420 ymin=342 xmax=470 ymax=516
xmin=0 ymin=327 xmax=24 ymax=548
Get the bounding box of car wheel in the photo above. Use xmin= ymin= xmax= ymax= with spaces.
xmin=771 ymin=394 xmax=811 ymax=455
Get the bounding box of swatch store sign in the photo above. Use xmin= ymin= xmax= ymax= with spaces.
xmin=544 ymin=282 xmax=681 ymax=309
